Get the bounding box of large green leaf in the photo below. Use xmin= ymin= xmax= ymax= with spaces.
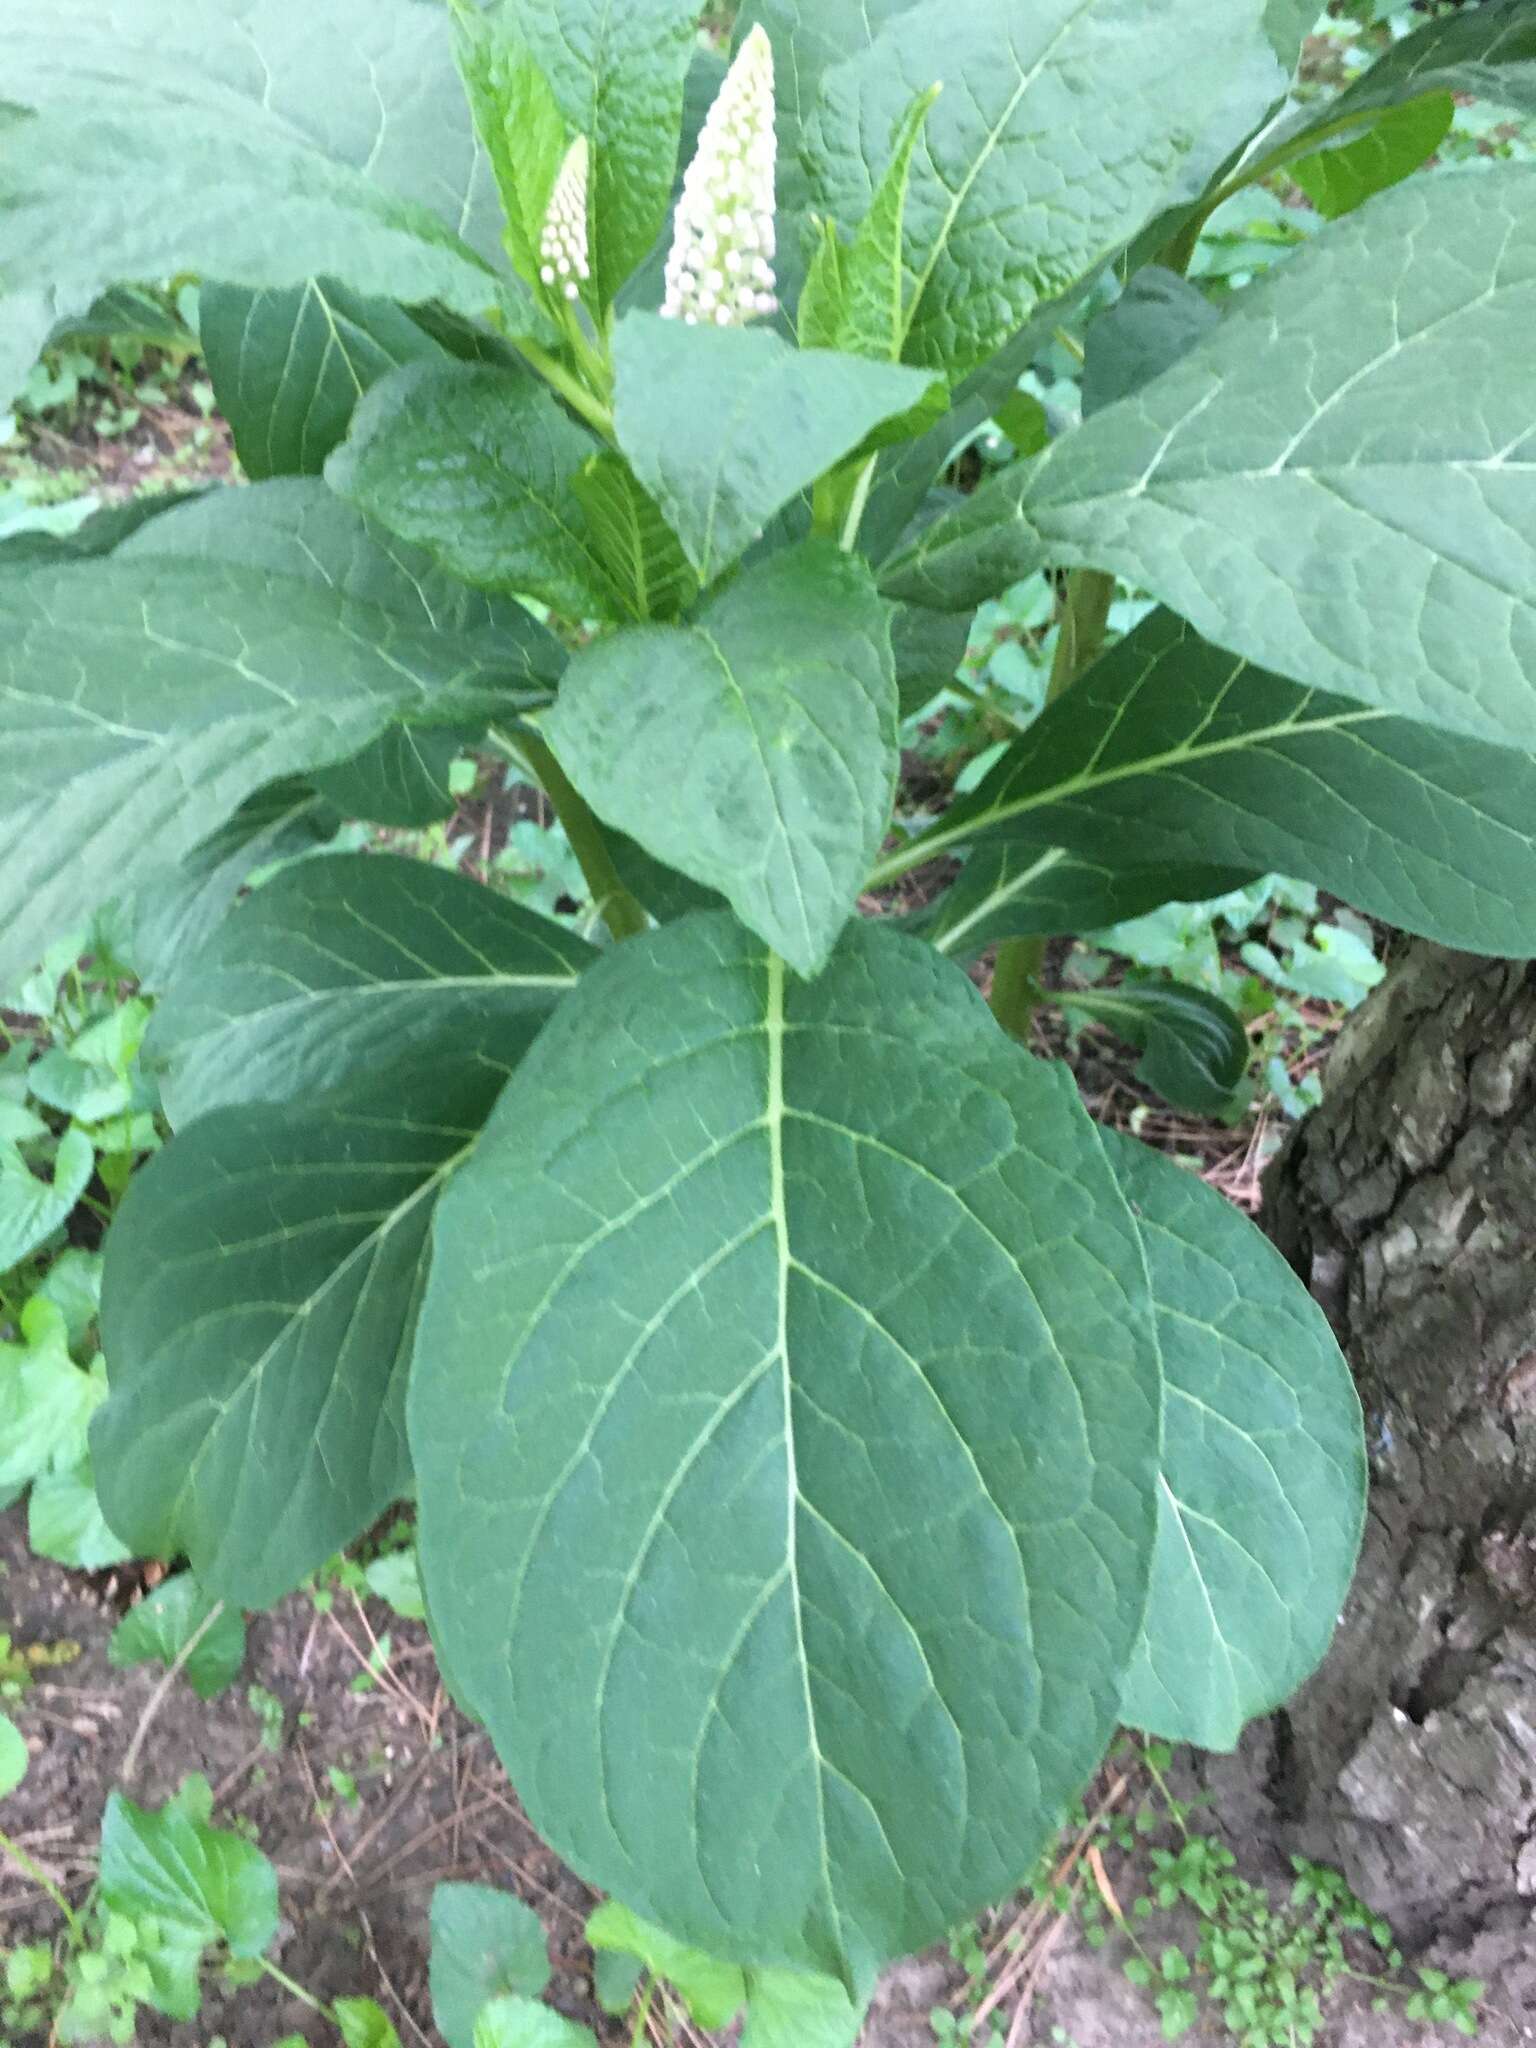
xmin=547 ymin=543 xmax=897 ymax=975
xmin=884 ymin=610 xmax=1536 ymax=959
xmin=411 ymin=912 xmax=1162 ymax=1980
xmin=97 ymin=860 xmax=595 ymax=1606
xmin=884 ymin=167 xmax=1536 ymax=757
xmin=0 ymin=482 xmax=557 ymax=986
xmin=147 ymin=854 xmax=594 ymax=1128
xmin=0 ymin=0 xmax=520 ymax=403
xmin=200 ymin=279 xmax=445 ymax=480
xmin=610 ymin=315 xmax=935 ymax=583
xmin=803 ymin=0 xmax=1267 ymax=377
xmin=1330 ymin=0 xmax=1536 ymax=122
xmin=504 ymin=0 xmax=703 ymax=305
xmin=1105 ymin=1135 xmax=1365 ymax=1750
xmin=327 ymin=360 xmax=618 ymax=616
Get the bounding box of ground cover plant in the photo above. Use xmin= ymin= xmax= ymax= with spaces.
xmin=5 ymin=0 xmax=1536 ymax=2038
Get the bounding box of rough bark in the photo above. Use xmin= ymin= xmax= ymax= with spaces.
xmin=1258 ymin=944 xmax=1536 ymax=2019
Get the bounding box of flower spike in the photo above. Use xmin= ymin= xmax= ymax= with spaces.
xmin=662 ymin=23 xmax=778 ymax=327
xmin=540 ymin=136 xmax=591 ymax=302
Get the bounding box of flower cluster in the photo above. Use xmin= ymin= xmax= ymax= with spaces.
xmin=662 ymin=24 xmax=777 ymax=327
xmin=539 ymin=136 xmax=591 ymax=303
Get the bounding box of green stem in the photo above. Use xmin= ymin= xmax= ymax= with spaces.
xmin=629 ymin=1974 xmax=656 ymax=2048
xmin=502 ymin=729 xmax=649 ymax=943
xmin=987 ymin=568 xmax=1115 ymax=1039
xmin=510 ymin=336 xmax=615 ymax=442
xmin=0 ymin=1822 xmax=84 ymax=1942
xmin=256 ymin=1955 xmax=330 ymax=2017
xmin=840 ymin=453 xmax=879 ymax=553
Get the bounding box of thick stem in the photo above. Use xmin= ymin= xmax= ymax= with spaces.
xmin=507 ymin=730 xmax=649 ymax=943
xmin=0 ymin=1823 xmax=84 ymax=1941
xmin=988 ymin=568 xmax=1115 ymax=1038
xmin=510 ymin=336 xmax=615 ymax=441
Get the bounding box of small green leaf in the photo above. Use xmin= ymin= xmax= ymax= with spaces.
xmin=741 ymin=1966 xmax=864 ymax=2048
xmin=364 ymin=1550 xmax=427 ymax=1622
xmin=586 ymin=1904 xmax=745 ymax=2030
xmin=0 ymin=1710 xmax=28 ymax=1797
xmin=334 ymin=1997 xmax=403 ymax=2048
xmin=109 ymin=1576 xmax=246 ymax=1702
xmin=571 ymin=455 xmax=698 ymax=623
xmin=1289 ymin=92 xmax=1454 ymax=221
xmin=547 ymin=542 xmax=897 ymax=975
xmin=429 ymin=1883 xmax=551 ymax=2048
xmin=0 ymin=1296 xmax=103 ymax=1494
xmin=611 ymin=314 xmax=935 ymax=582
xmin=1063 ymin=982 xmax=1248 ymax=1118
xmin=593 ymin=1948 xmax=643 ymax=2016
xmin=806 ymin=84 xmax=942 ymax=364
xmin=0 ymin=1127 xmax=94 ymax=1274
xmin=29 ymin=1459 xmax=130 ymax=1572
xmin=327 ymin=360 xmax=617 ymax=617
xmin=472 ymin=1998 xmax=596 ymax=2048
xmin=454 ymin=17 xmax=570 ymax=291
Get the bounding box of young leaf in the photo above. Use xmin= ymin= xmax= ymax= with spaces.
xmin=472 ymin=1999 xmax=596 ymax=2048
xmin=200 ymin=280 xmax=446 ymax=481
xmin=586 ymin=1903 xmax=745 ymax=2029
xmin=1288 ymin=92 xmax=1454 ymax=222
xmin=502 ymin=0 xmax=704 ymax=306
xmin=1063 ymin=983 xmax=1248 ymax=1118
xmin=0 ymin=1132 xmax=94 ymax=1286
xmin=335 ymin=1998 xmax=403 ymax=2048
xmin=0 ymin=1711 xmax=28 ymax=1798
xmin=430 ymin=1883 xmax=552 ymax=2048
xmin=1104 ymin=1135 xmax=1366 ymax=1751
xmin=364 ymin=1549 xmax=427 ymax=1621
xmin=803 ymin=0 xmax=1268 ymax=376
xmin=571 ymin=455 xmax=699 ymax=623
xmin=886 ymin=167 xmax=1536 ymax=757
xmin=109 ymin=1575 xmax=247 ymax=1703
xmin=741 ymin=1966 xmax=865 ymax=2048
xmin=326 ymin=360 xmax=621 ymax=618
xmin=0 ymin=482 xmax=560 ymax=988
xmin=889 ymin=609 xmax=1536 ymax=961
xmin=0 ymin=0 xmax=521 ymax=403
xmin=146 ymin=854 xmax=594 ymax=1129
xmin=411 ymin=912 xmax=1162 ymax=1981
xmin=547 ymin=542 xmax=898 ymax=976
xmin=100 ymin=1782 xmax=278 ymax=2018
xmin=453 ymin=13 xmax=570 ymax=290
xmin=610 ymin=315 xmax=935 ymax=582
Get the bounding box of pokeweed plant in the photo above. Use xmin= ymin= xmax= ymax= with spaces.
xmin=4 ymin=0 xmax=1536 ymax=2020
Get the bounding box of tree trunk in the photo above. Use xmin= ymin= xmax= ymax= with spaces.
xmin=1260 ymin=944 xmax=1536 ymax=2017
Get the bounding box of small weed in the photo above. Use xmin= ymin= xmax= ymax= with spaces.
xmin=247 ymin=1684 xmax=286 ymax=1753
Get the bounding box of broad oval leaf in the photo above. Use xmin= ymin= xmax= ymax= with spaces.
xmin=327 ymin=360 xmax=620 ymax=617
xmin=0 ymin=0 xmax=520 ymax=402
xmin=0 ymin=482 xmax=558 ymax=987
xmin=1104 ymin=1134 xmax=1365 ymax=1751
xmin=147 ymin=853 xmax=595 ymax=1128
xmin=611 ymin=315 xmax=936 ymax=583
xmin=430 ymin=1883 xmax=552 ymax=2048
xmin=411 ymin=912 xmax=1162 ymax=1980
xmin=1287 ymin=92 xmax=1454 ymax=223
xmin=888 ymin=609 xmax=1536 ymax=960
xmin=547 ymin=542 xmax=898 ymax=976
xmin=885 ymin=166 xmax=1536 ymax=756
xmin=803 ymin=0 xmax=1267 ymax=377
xmin=100 ymin=1782 xmax=279 ymax=1975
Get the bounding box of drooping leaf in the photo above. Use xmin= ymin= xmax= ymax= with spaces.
xmin=547 ymin=543 xmax=897 ymax=975
xmin=313 ymin=722 xmax=484 ymax=830
xmin=0 ymin=481 xmax=558 ymax=987
xmin=101 ymin=1781 xmax=278 ymax=2009
xmin=326 ymin=360 xmax=619 ymax=617
xmin=916 ymin=846 xmax=1261 ymax=963
xmin=1288 ymin=91 xmax=1454 ymax=221
xmin=99 ymin=863 xmax=594 ymax=1607
xmin=430 ymin=1883 xmax=552 ymax=2048
xmin=502 ymin=0 xmax=704 ymax=305
xmin=611 ymin=315 xmax=935 ymax=582
xmin=200 ymin=279 xmax=445 ymax=480
xmin=108 ymin=1576 xmax=247 ymax=1702
xmin=803 ymin=0 xmax=1268 ymax=377
xmin=473 ymin=2001 xmax=596 ymax=2048
xmin=147 ymin=854 xmax=594 ymax=1128
xmin=884 ymin=167 xmax=1536 ymax=758
xmin=741 ymin=1967 xmax=865 ymax=2048
xmin=586 ymin=1904 xmax=745 ymax=2030
xmin=411 ymin=912 xmax=1162 ymax=1981
xmin=1104 ymin=1135 xmax=1365 ymax=1750
xmin=1082 ymin=270 xmax=1220 ymax=417
xmin=571 ymin=455 xmax=698 ymax=623
xmin=1063 ymin=983 xmax=1248 ymax=1118
xmin=0 ymin=1128 xmax=94 ymax=1274
xmin=0 ymin=0 xmax=523 ymax=403
xmin=0 ymin=1713 xmax=26 ymax=1798
xmin=891 ymin=610 xmax=1536 ymax=961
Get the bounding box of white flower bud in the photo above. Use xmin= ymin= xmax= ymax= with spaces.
xmin=539 ymin=136 xmax=591 ymax=306
xmin=661 ymin=24 xmax=778 ymax=327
